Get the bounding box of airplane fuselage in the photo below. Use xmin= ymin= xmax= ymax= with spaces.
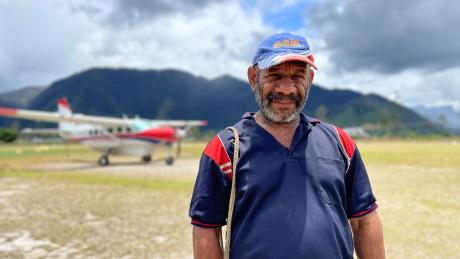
xmin=0 ymin=97 xmax=206 ymax=166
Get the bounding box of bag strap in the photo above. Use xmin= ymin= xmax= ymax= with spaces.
xmin=223 ymin=126 xmax=239 ymax=259
xmin=322 ymin=124 xmax=351 ymax=173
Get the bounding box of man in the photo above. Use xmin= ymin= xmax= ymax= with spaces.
xmin=189 ymin=32 xmax=385 ymax=259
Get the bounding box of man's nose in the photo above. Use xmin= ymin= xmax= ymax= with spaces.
xmin=276 ymin=77 xmax=297 ymax=95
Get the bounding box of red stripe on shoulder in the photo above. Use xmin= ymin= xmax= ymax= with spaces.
xmin=203 ymin=135 xmax=232 ymax=179
xmin=336 ymin=127 xmax=356 ymax=159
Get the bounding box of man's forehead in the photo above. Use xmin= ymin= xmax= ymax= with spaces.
xmin=266 ymin=61 xmax=308 ymax=72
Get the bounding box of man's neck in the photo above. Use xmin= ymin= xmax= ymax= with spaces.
xmin=254 ymin=111 xmax=300 ymax=149
xmin=255 ymin=111 xmax=300 ymax=130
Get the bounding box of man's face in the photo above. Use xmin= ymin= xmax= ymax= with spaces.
xmin=253 ymin=61 xmax=312 ymax=124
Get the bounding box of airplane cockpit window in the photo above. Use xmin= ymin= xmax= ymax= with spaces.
xmin=108 ymin=128 xmax=113 ymax=133
xmin=118 ymin=127 xmax=123 ymax=133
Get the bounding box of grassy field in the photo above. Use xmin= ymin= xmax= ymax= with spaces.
xmin=0 ymin=139 xmax=459 ymax=258
xmin=358 ymin=139 xmax=460 ymax=258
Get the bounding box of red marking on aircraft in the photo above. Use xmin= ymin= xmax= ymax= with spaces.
xmin=0 ymin=108 xmax=17 ymax=115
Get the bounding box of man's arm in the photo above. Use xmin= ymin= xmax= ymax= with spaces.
xmin=350 ymin=210 xmax=385 ymax=259
xmin=193 ymin=226 xmax=223 ymax=259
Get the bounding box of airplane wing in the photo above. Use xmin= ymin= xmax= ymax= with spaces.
xmin=0 ymin=107 xmax=131 ymax=127
xmin=149 ymin=120 xmax=208 ymax=128
xmin=0 ymin=107 xmax=207 ymax=128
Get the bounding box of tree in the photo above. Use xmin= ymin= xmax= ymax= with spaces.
xmin=438 ymin=114 xmax=448 ymax=128
xmin=155 ymin=97 xmax=175 ymax=119
xmin=0 ymin=128 xmax=19 ymax=143
xmin=314 ymin=105 xmax=328 ymax=120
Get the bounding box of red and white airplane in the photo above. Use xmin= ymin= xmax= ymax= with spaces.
xmin=0 ymin=98 xmax=207 ymax=166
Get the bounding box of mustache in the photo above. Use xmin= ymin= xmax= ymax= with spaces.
xmin=267 ymin=92 xmax=301 ymax=103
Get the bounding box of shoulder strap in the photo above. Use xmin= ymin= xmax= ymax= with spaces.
xmin=223 ymin=126 xmax=239 ymax=259
xmin=320 ymin=123 xmax=351 ymax=173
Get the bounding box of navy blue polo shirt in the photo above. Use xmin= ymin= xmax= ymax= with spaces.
xmin=189 ymin=113 xmax=377 ymax=259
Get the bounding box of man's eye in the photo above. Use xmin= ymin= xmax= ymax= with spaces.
xmin=293 ymin=75 xmax=305 ymax=80
xmin=267 ymin=74 xmax=281 ymax=80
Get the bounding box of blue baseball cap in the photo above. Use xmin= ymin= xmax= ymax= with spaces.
xmin=252 ymin=32 xmax=317 ymax=70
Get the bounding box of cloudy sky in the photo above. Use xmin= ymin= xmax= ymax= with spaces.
xmin=0 ymin=0 xmax=459 ymax=110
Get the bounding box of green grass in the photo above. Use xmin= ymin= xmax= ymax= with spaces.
xmin=358 ymin=139 xmax=460 ymax=169
xmin=0 ymin=142 xmax=207 ymax=172
xmin=0 ymin=143 xmax=89 ymax=157
xmin=0 ymin=171 xmax=194 ymax=191
xmin=0 ymin=142 xmax=202 ymax=191
xmin=181 ymin=141 xmax=208 ymax=158
xmin=355 ymin=139 xmax=460 ymax=258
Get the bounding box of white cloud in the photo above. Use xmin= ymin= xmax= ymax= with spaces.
xmin=0 ymin=0 xmax=95 ymax=89
xmin=71 ymin=1 xmax=272 ymax=80
xmin=250 ymin=0 xmax=306 ymax=11
xmin=313 ymin=49 xmax=460 ymax=109
xmin=0 ymin=1 xmax=273 ymax=92
xmin=308 ymin=0 xmax=460 ymax=73
xmin=307 ymin=0 xmax=460 ymax=109
xmin=0 ymin=0 xmax=457 ymax=111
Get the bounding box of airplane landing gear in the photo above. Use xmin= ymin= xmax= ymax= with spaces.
xmin=98 ymin=155 xmax=109 ymax=166
xmin=98 ymin=148 xmax=112 ymax=166
xmin=142 ymin=155 xmax=152 ymax=163
xmin=165 ymin=156 xmax=174 ymax=165
xmin=166 ymin=143 xmax=174 ymax=165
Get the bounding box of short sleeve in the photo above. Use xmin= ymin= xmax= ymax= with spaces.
xmin=345 ymin=147 xmax=378 ymax=218
xmin=189 ymin=135 xmax=232 ymax=227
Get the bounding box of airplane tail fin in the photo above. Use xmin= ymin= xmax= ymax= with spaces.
xmin=58 ymin=97 xmax=72 ymax=115
xmin=57 ymin=97 xmax=74 ymax=133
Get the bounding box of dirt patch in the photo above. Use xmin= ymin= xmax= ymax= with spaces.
xmin=29 ymin=158 xmax=200 ymax=179
xmin=0 ymin=159 xmax=200 ymax=258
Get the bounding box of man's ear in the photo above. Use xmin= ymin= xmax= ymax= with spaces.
xmin=247 ymin=66 xmax=257 ymax=91
xmin=307 ymin=70 xmax=314 ymax=86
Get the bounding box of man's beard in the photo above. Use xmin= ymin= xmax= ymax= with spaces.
xmin=254 ymin=82 xmax=309 ymax=124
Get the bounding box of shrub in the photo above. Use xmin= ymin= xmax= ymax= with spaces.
xmin=0 ymin=128 xmax=19 ymax=143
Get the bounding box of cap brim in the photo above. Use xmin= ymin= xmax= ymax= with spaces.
xmin=257 ymin=53 xmax=317 ymax=70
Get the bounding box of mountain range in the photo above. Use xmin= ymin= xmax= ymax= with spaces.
xmin=414 ymin=105 xmax=460 ymax=132
xmin=0 ymin=68 xmax=435 ymax=134
xmin=0 ymin=86 xmax=44 ymax=108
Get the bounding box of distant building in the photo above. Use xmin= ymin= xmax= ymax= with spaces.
xmin=19 ymin=128 xmax=63 ymax=143
xmin=343 ymin=127 xmax=369 ymax=138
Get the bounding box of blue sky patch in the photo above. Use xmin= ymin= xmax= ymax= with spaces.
xmin=240 ymin=0 xmax=311 ymax=30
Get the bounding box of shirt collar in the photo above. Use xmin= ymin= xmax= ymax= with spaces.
xmin=242 ymin=112 xmax=320 ymax=127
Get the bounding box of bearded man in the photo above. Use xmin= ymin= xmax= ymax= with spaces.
xmin=189 ymin=32 xmax=385 ymax=259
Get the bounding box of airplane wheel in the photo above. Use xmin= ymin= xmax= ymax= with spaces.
xmin=98 ymin=156 xmax=109 ymax=166
xmin=142 ymin=155 xmax=152 ymax=163
xmin=165 ymin=156 xmax=174 ymax=166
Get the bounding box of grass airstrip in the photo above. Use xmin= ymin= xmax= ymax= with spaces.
xmin=0 ymin=139 xmax=459 ymax=258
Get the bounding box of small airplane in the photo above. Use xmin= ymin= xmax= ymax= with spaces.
xmin=0 ymin=97 xmax=207 ymax=166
